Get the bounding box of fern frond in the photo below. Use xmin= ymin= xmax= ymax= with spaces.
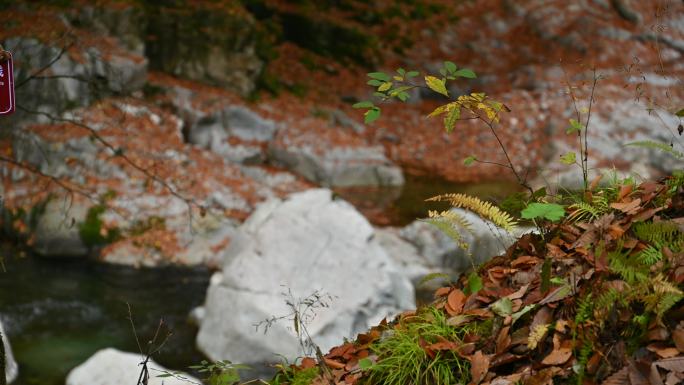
xmin=632 ymin=221 xmax=684 ymax=251
xmin=643 ymin=274 xmax=684 ymax=321
xmin=574 ymin=294 xmax=594 ymax=324
xmin=426 ymin=193 xmax=517 ymax=232
xmin=625 ymin=140 xmax=684 ymax=159
xmin=423 ymin=211 xmax=470 ymax=251
xmin=568 ymin=201 xmax=600 ymax=222
xmin=636 ymin=246 xmax=662 ymax=266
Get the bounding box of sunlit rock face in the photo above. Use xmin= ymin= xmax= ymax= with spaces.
xmin=196 ymin=189 xmax=415 ymax=365
xmin=66 ymin=348 xmax=199 ymax=385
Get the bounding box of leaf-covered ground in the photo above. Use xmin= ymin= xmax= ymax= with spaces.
xmin=275 ymin=174 xmax=684 ymax=385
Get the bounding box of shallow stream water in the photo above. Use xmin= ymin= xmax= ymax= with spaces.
xmin=0 ymin=176 xmax=519 ymax=385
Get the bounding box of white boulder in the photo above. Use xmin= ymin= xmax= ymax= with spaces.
xmin=66 ymin=348 xmax=199 ymax=385
xmin=196 ymin=189 xmax=415 ymax=365
xmin=1 ymin=321 xmax=18 ymax=384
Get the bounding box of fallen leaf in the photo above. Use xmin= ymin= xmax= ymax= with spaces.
xmin=647 ymin=344 xmax=680 ymax=359
xmin=673 ymin=327 xmax=684 ymax=352
xmin=447 ymin=289 xmax=466 ymax=315
xmin=469 ymin=350 xmax=491 ymax=385
xmin=611 ymin=198 xmax=642 ymax=214
xmin=541 ymin=346 xmax=572 ymax=365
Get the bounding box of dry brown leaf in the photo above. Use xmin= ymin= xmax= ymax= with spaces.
xmin=511 ymin=255 xmax=542 ymax=268
xmin=446 ymin=289 xmax=466 ymax=316
xmin=505 ymin=284 xmax=529 ymax=300
xmin=469 ymin=350 xmax=491 ymax=385
xmin=611 ymin=198 xmax=642 ymax=214
xmin=673 ymin=327 xmax=684 ymax=352
xmin=434 ymin=287 xmax=451 ymax=297
xmin=541 ymin=340 xmax=572 ymax=366
xmin=618 ymin=184 xmax=633 ymax=201
xmin=602 ymin=366 xmax=630 ymax=385
xmin=496 ymin=326 xmax=511 ymax=354
xmin=647 ymin=344 xmax=681 ymax=359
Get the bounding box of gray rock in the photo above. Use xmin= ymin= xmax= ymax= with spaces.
xmin=187 ymin=106 xmax=276 ymax=164
xmin=3 ymin=37 xmax=147 ymax=127
xmin=66 ymin=348 xmax=200 ymax=385
xmin=399 ymin=209 xmax=517 ymax=273
xmin=196 ymin=189 xmax=415 ymax=365
xmin=1 ymin=321 xmax=18 ymax=384
xmin=33 ymin=199 xmax=90 ymax=258
xmin=269 ymin=143 xmax=404 ymax=187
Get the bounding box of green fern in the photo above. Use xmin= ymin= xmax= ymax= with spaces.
xmin=574 ymin=294 xmax=594 ymax=324
xmin=636 ymin=246 xmax=662 ymax=266
xmin=608 ymin=243 xmax=647 ymax=285
xmin=625 ymin=140 xmax=684 ymax=160
xmin=632 ymin=221 xmax=684 ymax=251
xmin=568 ymin=201 xmax=601 ymax=222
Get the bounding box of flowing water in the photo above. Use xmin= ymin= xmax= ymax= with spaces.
xmin=0 ymin=176 xmax=519 ymax=385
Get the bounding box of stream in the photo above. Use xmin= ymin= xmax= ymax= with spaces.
xmin=0 ymin=175 xmax=519 ymax=385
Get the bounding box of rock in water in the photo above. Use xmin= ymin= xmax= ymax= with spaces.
xmin=196 ymin=189 xmax=415 ymax=365
xmin=0 ymin=321 xmax=18 ymax=384
xmin=66 ymin=348 xmax=199 ymax=385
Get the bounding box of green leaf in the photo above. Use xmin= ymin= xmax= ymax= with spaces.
xmin=378 ymin=81 xmax=393 ymax=92
xmin=444 ymin=61 xmax=457 ymax=73
xmin=425 ymin=75 xmax=449 ymax=97
xmin=364 ymin=108 xmax=381 ymax=124
xmin=490 ymin=297 xmax=514 ymax=316
xmin=418 ymin=272 xmax=450 ymax=287
xmin=397 ymin=68 xmax=406 ymax=76
xmin=467 ymin=272 xmax=483 ymax=294
xmin=560 ymin=151 xmax=576 ymax=165
xmin=463 ymin=155 xmax=477 ymax=166
xmin=368 ymin=72 xmax=391 ymax=81
xmin=397 ymin=92 xmax=410 ymax=102
xmin=521 ymin=202 xmax=566 ymax=222
xmin=367 ymin=79 xmax=383 ymax=87
xmin=352 ymin=101 xmax=374 ymax=109
xmin=676 ymin=108 xmax=684 ymax=117
xmin=406 ymin=71 xmax=419 ymax=78
xmin=359 ymin=358 xmax=373 ymax=370
xmin=532 ymin=187 xmax=547 ymax=201
xmin=454 ymin=68 xmax=477 ymax=78
xmin=511 ymin=304 xmax=536 ymax=325
xmin=566 ymin=119 xmax=584 ymax=134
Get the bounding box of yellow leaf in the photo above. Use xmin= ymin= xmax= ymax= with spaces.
xmin=425 ymin=76 xmax=449 ymax=97
xmin=378 ymin=82 xmax=393 ymax=92
xmin=428 ymin=104 xmax=450 ymax=117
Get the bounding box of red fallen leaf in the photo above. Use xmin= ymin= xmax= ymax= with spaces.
xmin=301 ymin=357 xmax=317 ymax=369
xmin=428 ymin=340 xmax=461 ymax=351
xmin=611 ymin=198 xmax=642 ymax=214
xmin=496 ymin=326 xmax=511 ymax=354
xmin=434 ymin=286 xmax=451 ymax=297
xmin=464 ymin=308 xmax=495 ymax=318
xmin=589 ymin=174 xmax=604 ymax=191
xmin=541 ymin=346 xmax=572 ymax=366
xmin=446 ymin=289 xmax=466 ymax=315
xmin=511 ymin=255 xmax=542 ymax=268
xmin=647 ymin=343 xmax=681 ymax=359
xmin=586 ymin=352 xmax=602 ymax=375
xmin=632 ymin=207 xmax=663 ymax=223
xmin=647 ymin=326 xmax=670 ymax=342
xmin=328 ymin=343 xmax=355 ymax=359
xmin=505 ymin=284 xmax=529 ymax=300
xmin=490 ymin=352 xmax=522 ymax=368
xmin=324 ymin=358 xmax=346 ymax=370
xmin=607 ymin=224 xmax=626 ymax=239
xmin=673 ymin=327 xmax=684 ymax=352
xmin=546 ymin=243 xmax=567 ymax=259
xmin=469 ymin=350 xmax=491 ymax=385
xmin=457 ymin=342 xmax=476 ymax=356
xmin=618 ymin=184 xmax=633 ymax=201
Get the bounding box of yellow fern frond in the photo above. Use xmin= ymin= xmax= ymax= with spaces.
xmin=528 ymin=323 xmax=549 ymax=349
xmin=426 ymin=193 xmax=517 ymax=232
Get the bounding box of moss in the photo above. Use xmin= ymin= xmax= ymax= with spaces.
xmin=78 ymin=205 xmax=120 ymax=247
xmin=290 ymin=367 xmax=319 ymax=385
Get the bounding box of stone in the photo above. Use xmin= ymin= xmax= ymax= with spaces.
xmin=1 ymin=321 xmax=18 ymax=384
xmin=66 ymin=348 xmax=200 ymax=385
xmin=269 ymin=143 xmax=404 ymax=187
xmin=187 ymin=106 xmax=277 ymax=164
xmin=32 ymin=199 xmax=90 ymax=258
xmin=196 ymin=189 xmax=415 ymax=365
xmin=4 ymin=37 xmax=147 ymax=127
xmin=399 ymin=209 xmax=518 ymax=273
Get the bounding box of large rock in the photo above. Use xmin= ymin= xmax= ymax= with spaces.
xmin=32 ymin=199 xmax=90 ymax=258
xmin=269 ymin=140 xmax=404 ymax=187
xmin=1 ymin=321 xmax=18 ymax=384
xmin=196 ymin=189 xmax=415 ymax=365
xmin=187 ymin=105 xmax=277 ymax=164
xmin=66 ymin=348 xmax=199 ymax=385
xmin=3 ymin=36 xmax=147 ymax=127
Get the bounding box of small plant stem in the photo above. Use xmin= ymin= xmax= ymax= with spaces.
xmin=583 ymin=69 xmax=599 ymax=192
xmin=483 ymin=119 xmax=534 ymax=195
